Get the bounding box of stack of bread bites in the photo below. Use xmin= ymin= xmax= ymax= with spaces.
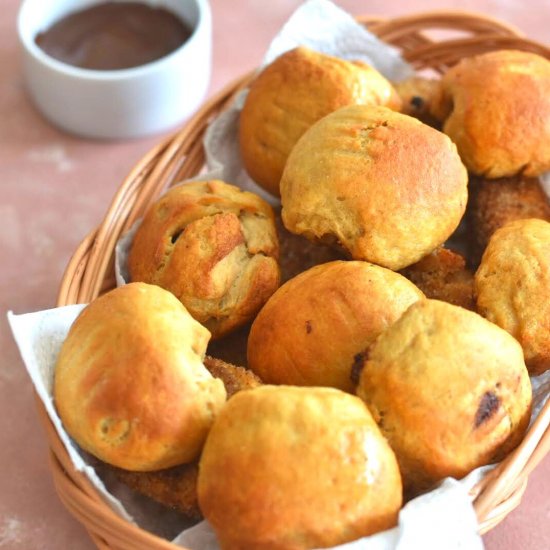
xmin=53 ymin=46 xmax=550 ymax=549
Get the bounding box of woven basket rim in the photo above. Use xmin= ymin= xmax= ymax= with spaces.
xmin=38 ymin=9 xmax=550 ymax=550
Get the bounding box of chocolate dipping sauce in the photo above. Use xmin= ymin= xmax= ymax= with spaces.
xmin=35 ymin=2 xmax=193 ymax=71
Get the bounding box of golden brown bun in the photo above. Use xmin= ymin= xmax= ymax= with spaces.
xmin=240 ymin=47 xmax=402 ymax=197
xmin=469 ymin=175 xmax=550 ymax=264
xmin=356 ymin=299 xmax=532 ymax=496
xmin=198 ymin=385 xmax=402 ymax=549
xmin=128 ymin=180 xmax=280 ymax=339
xmin=475 ymin=218 xmax=550 ymax=375
xmin=431 ymin=50 xmax=550 ymax=178
xmin=394 ymin=76 xmax=440 ymax=125
xmin=112 ymin=355 xmax=262 ymax=519
xmin=281 ymin=105 xmax=468 ymax=270
xmin=400 ymin=247 xmax=475 ymax=310
xmin=248 ymin=261 xmax=424 ymax=392
xmin=54 ymin=283 xmax=227 ymax=472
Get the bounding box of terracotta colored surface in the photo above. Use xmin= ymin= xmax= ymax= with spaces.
xmin=1 ymin=1 xmax=549 ymax=549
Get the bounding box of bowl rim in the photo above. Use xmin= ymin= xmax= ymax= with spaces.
xmin=17 ymin=0 xmax=211 ymax=81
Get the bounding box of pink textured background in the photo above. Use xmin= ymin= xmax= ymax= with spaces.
xmin=1 ymin=1 xmax=549 ymax=548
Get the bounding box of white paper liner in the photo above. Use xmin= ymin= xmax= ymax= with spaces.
xmin=8 ymin=0 xmax=550 ymax=548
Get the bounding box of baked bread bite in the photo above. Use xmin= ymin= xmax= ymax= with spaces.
xmin=128 ymin=180 xmax=280 ymax=339
xmin=240 ymin=46 xmax=401 ymax=197
xmin=248 ymin=261 xmax=424 ymax=392
xmin=54 ymin=283 xmax=227 ymax=471
xmin=431 ymin=50 xmax=550 ymax=178
xmin=469 ymin=175 xmax=550 ymax=264
xmin=198 ymin=386 xmax=402 ymax=549
xmin=475 ymin=218 xmax=550 ymax=375
xmin=281 ymin=105 xmax=468 ymax=270
xmin=356 ymin=299 xmax=532 ymax=496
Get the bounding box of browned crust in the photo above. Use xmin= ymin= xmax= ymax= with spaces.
xmin=469 ymin=175 xmax=550 ymax=264
xmin=400 ymin=247 xmax=475 ymax=310
xmin=203 ymin=355 xmax=262 ymax=397
xmin=114 ymin=462 xmax=201 ymax=520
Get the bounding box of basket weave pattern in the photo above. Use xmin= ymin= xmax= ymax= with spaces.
xmin=46 ymin=12 xmax=550 ymax=550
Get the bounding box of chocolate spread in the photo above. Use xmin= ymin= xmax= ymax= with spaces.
xmin=35 ymin=2 xmax=192 ymax=71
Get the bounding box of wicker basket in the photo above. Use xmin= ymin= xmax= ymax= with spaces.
xmin=43 ymin=11 xmax=550 ymax=550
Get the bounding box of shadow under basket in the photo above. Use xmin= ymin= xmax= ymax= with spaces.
xmin=44 ymin=11 xmax=550 ymax=550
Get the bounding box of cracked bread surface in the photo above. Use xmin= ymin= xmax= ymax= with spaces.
xmin=128 ymin=180 xmax=280 ymax=338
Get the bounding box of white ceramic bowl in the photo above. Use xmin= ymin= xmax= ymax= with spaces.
xmin=18 ymin=0 xmax=212 ymax=139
